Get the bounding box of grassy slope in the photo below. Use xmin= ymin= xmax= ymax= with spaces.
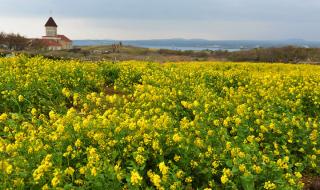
xmin=17 ymin=45 xmax=217 ymax=62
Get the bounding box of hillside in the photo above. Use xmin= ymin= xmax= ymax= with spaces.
xmin=13 ymin=45 xmax=220 ymax=62
xmin=3 ymin=44 xmax=320 ymax=64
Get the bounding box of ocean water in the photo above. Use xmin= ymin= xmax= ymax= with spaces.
xmin=73 ymin=39 xmax=320 ymax=52
xmin=140 ymin=45 xmax=241 ymax=52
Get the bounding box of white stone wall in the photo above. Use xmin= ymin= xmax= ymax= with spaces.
xmin=48 ymin=46 xmax=62 ymax=51
xmin=42 ymin=36 xmax=60 ymax=40
xmin=46 ymin=27 xmax=57 ymax=36
xmin=59 ymin=41 xmax=73 ymax=49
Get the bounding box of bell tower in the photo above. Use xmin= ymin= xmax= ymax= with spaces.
xmin=45 ymin=17 xmax=58 ymax=36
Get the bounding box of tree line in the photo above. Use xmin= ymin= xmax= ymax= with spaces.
xmin=0 ymin=32 xmax=30 ymax=50
xmin=0 ymin=32 xmax=45 ymax=51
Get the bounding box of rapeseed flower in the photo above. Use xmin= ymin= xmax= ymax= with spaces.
xmin=130 ymin=170 xmax=142 ymax=186
xmin=264 ymin=181 xmax=276 ymax=189
xmin=18 ymin=95 xmax=24 ymax=102
xmin=159 ymin=162 xmax=169 ymax=175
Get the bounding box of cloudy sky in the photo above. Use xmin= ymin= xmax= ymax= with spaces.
xmin=0 ymin=0 xmax=320 ymax=40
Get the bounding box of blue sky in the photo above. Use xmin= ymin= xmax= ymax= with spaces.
xmin=0 ymin=0 xmax=320 ymax=40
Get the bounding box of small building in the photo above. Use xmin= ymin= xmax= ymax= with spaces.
xmin=41 ymin=17 xmax=72 ymax=50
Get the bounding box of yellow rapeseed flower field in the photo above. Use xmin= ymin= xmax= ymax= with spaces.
xmin=0 ymin=55 xmax=319 ymax=189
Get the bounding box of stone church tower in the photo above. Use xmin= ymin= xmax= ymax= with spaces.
xmin=41 ymin=17 xmax=72 ymax=50
xmin=45 ymin=17 xmax=58 ymax=36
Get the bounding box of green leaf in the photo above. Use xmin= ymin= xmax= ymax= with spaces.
xmin=240 ymin=175 xmax=255 ymax=190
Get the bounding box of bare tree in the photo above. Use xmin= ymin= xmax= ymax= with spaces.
xmin=7 ymin=33 xmax=29 ymax=50
xmin=0 ymin=32 xmax=29 ymax=50
xmin=29 ymin=39 xmax=46 ymax=51
xmin=0 ymin=32 xmax=7 ymax=49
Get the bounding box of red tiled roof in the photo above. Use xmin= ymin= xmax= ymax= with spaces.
xmin=45 ymin=17 xmax=58 ymax=27
xmin=56 ymin=35 xmax=72 ymax=42
xmin=41 ymin=39 xmax=61 ymax=47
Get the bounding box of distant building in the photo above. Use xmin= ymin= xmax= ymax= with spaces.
xmin=41 ymin=17 xmax=72 ymax=50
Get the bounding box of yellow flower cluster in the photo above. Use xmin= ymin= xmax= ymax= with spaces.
xmin=130 ymin=170 xmax=142 ymax=186
xmin=264 ymin=181 xmax=277 ymax=189
xmin=0 ymin=56 xmax=319 ymax=189
xmin=33 ymin=154 xmax=53 ymax=182
xmin=147 ymin=170 xmax=162 ymax=189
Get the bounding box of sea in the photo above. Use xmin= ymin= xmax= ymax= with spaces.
xmin=73 ymin=39 xmax=320 ymax=52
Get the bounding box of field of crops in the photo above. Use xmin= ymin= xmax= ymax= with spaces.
xmin=0 ymin=56 xmax=319 ymax=189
